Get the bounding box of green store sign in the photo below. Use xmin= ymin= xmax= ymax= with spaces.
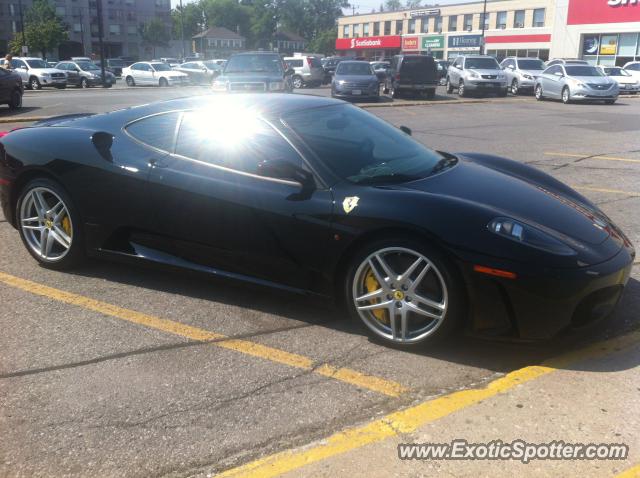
xmin=422 ymin=35 xmax=444 ymax=50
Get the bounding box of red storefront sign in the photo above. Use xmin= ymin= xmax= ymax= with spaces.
xmin=567 ymin=0 xmax=640 ymax=25
xmin=402 ymin=36 xmax=419 ymax=50
xmin=335 ymin=35 xmax=402 ymax=50
xmin=485 ymin=34 xmax=552 ymax=44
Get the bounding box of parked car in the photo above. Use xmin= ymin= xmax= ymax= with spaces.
xmin=384 ymin=54 xmax=438 ymax=99
xmin=55 ymin=60 xmax=115 ymax=88
xmin=284 ymin=55 xmax=324 ymax=88
xmin=370 ymin=61 xmax=390 ymax=82
xmin=105 ymin=58 xmax=127 ymax=77
xmin=535 ymin=64 xmax=619 ymax=104
xmin=175 ymin=60 xmax=222 ymax=84
xmin=0 ymin=68 xmax=24 ymax=109
xmin=331 ymin=61 xmax=380 ymax=101
xmin=212 ymin=52 xmax=293 ymax=93
xmin=446 ymin=55 xmax=508 ymax=97
xmin=0 ymin=57 xmax=67 ymax=90
xmin=321 ymin=56 xmax=345 ymax=84
xmin=622 ymin=61 xmax=640 ymax=80
xmin=546 ymin=59 xmax=589 ymax=67
xmin=500 ymin=57 xmax=546 ymax=95
xmin=123 ymin=62 xmax=189 ymax=87
xmin=70 ymin=56 xmax=92 ymax=63
xmin=597 ymin=66 xmax=640 ymax=94
xmin=46 ymin=61 xmax=58 ymax=68
xmin=160 ymin=58 xmax=181 ymax=68
xmin=436 ymin=60 xmax=450 ymax=86
xmin=210 ymin=59 xmax=228 ymax=67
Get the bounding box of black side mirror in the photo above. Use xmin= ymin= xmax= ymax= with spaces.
xmin=257 ymin=159 xmax=314 ymax=186
xmin=399 ymin=126 xmax=412 ymax=136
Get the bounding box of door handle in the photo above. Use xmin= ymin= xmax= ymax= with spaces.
xmin=148 ymin=158 xmax=167 ymax=168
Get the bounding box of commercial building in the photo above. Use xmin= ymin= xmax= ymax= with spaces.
xmin=336 ymin=0 xmax=640 ymax=66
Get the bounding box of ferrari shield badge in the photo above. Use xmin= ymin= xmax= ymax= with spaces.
xmin=342 ymin=196 xmax=360 ymax=214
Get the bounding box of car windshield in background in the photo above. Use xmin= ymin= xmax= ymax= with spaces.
xmin=78 ymin=62 xmax=99 ymax=71
xmin=151 ymin=63 xmax=171 ymax=71
xmin=26 ymin=60 xmax=47 ymax=69
xmin=336 ymin=63 xmax=373 ymax=76
xmin=518 ymin=59 xmax=546 ymax=70
xmin=108 ymin=59 xmax=125 ymax=66
xmin=605 ymin=67 xmax=629 ymax=76
xmin=565 ymin=66 xmax=603 ymax=77
xmin=466 ymin=58 xmax=499 ymax=69
xmin=225 ymin=55 xmax=283 ymax=74
xmin=203 ymin=61 xmax=220 ymax=70
xmin=284 ymin=104 xmax=453 ymax=184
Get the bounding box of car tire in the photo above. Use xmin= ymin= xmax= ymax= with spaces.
xmin=425 ymin=89 xmax=436 ymax=100
xmin=458 ymin=80 xmax=467 ymax=97
xmin=159 ymin=77 xmax=169 ymax=87
xmin=511 ymin=79 xmax=519 ymax=95
xmin=562 ymin=86 xmax=571 ymax=104
xmin=604 ymin=99 xmax=616 ymax=105
xmin=292 ymin=75 xmax=303 ymax=89
xmin=383 ymin=83 xmax=389 ymax=94
xmin=446 ymin=78 xmax=454 ymax=94
xmin=535 ymin=84 xmax=544 ymax=101
xmin=80 ymin=78 xmax=88 ymax=89
xmin=126 ymin=76 xmax=135 ymax=87
xmin=344 ymin=237 xmax=465 ymax=348
xmin=391 ymin=85 xmax=400 ymax=99
xmin=8 ymin=89 xmax=22 ymax=109
xmin=498 ymin=88 xmax=508 ymax=97
xmin=29 ymin=77 xmax=41 ymax=90
xmin=16 ymin=178 xmax=85 ymax=270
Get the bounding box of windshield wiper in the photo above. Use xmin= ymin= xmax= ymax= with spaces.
xmin=430 ymin=152 xmax=459 ymax=176
xmin=353 ymin=174 xmax=422 ymax=185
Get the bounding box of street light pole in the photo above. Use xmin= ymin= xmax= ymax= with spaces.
xmin=179 ymin=0 xmax=186 ymax=59
xmin=18 ymin=0 xmax=26 ymax=50
xmin=96 ymin=0 xmax=107 ymax=87
xmin=479 ymin=0 xmax=487 ymax=55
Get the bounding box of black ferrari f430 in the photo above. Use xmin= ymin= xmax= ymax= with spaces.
xmin=0 ymin=94 xmax=634 ymax=347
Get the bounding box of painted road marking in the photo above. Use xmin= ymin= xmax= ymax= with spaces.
xmin=571 ymin=186 xmax=640 ymax=197
xmin=0 ymin=271 xmax=408 ymax=397
xmin=545 ymin=152 xmax=640 ymax=164
xmin=617 ymin=463 xmax=640 ymax=478
xmin=216 ymin=329 xmax=640 ymax=478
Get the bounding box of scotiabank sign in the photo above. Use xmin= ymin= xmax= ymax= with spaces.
xmin=335 ymin=35 xmax=402 ymax=50
xmin=568 ymin=0 xmax=640 ymax=25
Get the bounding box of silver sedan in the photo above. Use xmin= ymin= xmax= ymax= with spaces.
xmin=535 ymin=64 xmax=619 ymax=104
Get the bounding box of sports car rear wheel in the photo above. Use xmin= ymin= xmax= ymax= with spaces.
xmin=17 ymin=178 xmax=84 ymax=269
xmin=347 ymin=240 xmax=463 ymax=347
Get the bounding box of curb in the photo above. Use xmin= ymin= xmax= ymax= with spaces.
xmin=362 ymin=98 xmax=491 ymax=108
xmin=0 ymin=116 xmax=51 ymax=124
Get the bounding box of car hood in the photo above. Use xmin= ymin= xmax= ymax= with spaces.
xmin=33 ymin=68 xmax=64 ymax=74
xmin=520 ymin=69 xmax=544 ymax=76
xmin=570 ymin=75 xmax=613 ymax=85
xmin=468 ymin=68 xmax=503 ymax=76
xmin=399 ymin=154 xmax=611 ymax=246
xmin=611 ymin=75 xmax=638 ymax=84
xmin=334 ymin=74 xmax=378 ymax=83
xmin=217 ymin=73 xmax=284 ymax=83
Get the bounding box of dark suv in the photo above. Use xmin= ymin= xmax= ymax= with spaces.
xmin=321 ymin=56 xmax=345 ymax=84
xmin=212 ymin=52 xmax=293 ymax=93
xmin=383 ymin=55 xmax=438 ymax=99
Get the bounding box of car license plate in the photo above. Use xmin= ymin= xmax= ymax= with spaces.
xmin=352 ymin=90 xmax=361 ymax=95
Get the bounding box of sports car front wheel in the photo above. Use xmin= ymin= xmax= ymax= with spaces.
xmin=346 ymin=239 xmax=464 ymax=347
xmin=17 ymin=178 xmax=84 ymax=270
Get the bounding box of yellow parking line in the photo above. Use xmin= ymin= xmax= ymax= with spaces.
xmin=0 ymin=271 xmax=408 ymax=397
xmin=216 ymin=329 xmax=640 ymax=478
xmin=616 ymin=463 xmax=640 ymax=478
xmin=571 ymin=186 xmax=640 ymax=197
xmin=545 ymin=152 xmax=640 ymax=164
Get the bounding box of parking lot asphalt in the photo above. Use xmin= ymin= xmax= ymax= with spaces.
xmin=0 ymin=85 xmax=639 ymax=477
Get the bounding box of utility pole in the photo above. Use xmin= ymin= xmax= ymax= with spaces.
xmin=96 ymin=0 xmax=107 ymax=87
xmin=18 ymin=0 xmax=26 ymax=51
xmin=479 ymin=0 xmax=487 ymax=55
xmin=351 ymin=4 xmax=358 ymax=15
xmin=179 ymin=0 xmax=186 ymax=59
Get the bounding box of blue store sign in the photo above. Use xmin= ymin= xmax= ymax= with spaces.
xmin=448 ymin=35 xmax=482 ymax=48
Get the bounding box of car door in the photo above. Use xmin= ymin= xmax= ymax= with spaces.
xmin=11 ymin=59 xmax=28 ymax=85
xmin=546 ymin=65 xmax=564 ymax=97
xmin=501 ymin=59 xmax=515 ymax=83
xmin=146 ymin=110 xmax=334 ymax=290
xmin=0 ymin=68 xmax=12 ymax=102
xmin=66 ymin=63 xmax=81 ymax=86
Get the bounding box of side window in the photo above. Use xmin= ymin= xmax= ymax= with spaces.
xmin=503 ymin=59 xmax=514 ymax=69
xmin=627 ymin=63 xmax=640 ymax=71
xmin=175 ymin=112 xmax=302 ymax=177
xmin=131 ymin=63 xmax=140 ymax=71
xmin=11 ymin=60 xmax=24 ymax=69
xmin=548 ymin=66 xmax=560 ymax=75
xmin=183 ymin=62 xmax=194 ymax=68
xmin=125 ymin=112 xmax=181 ymax=152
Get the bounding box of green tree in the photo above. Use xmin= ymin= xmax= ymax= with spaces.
xmin=139 ymin=17 xmax=171 ymax=58
xmin=9 ymin=0 xmax=67 ymax=58
xmin=306 ymin=28 xmax=336 ymax=55
xmin=384 ymin=0 xmax=402 ymax=11
xmin=406 ymin=0 xmax=421 ymax=7
xmin=200 ymin=0 xmax=252 ymax=39
xmin=172 ymin=3 xmax=204 ymax=40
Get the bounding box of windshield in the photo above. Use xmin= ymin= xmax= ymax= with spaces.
xmin=108 ymin=59 xmax=125 ymax=66
xmin=336 ymin=62 xmax=373 ymax=76
xmin=605 ymin=67 xmax=629 ymax=76
xmin=203 ymin=61 xmax=221 ymax=70
xmin=77 ymin=61 xmax=99 ymax=71
xmin=465 ymin=58 xmax=499 ymax=69
xmin=284 ymin=104 xmax=453 ymax=184
xmin=517 ymin=59 xmax=545 ymax=70
xmin=565 ymin=66 xmax=603 ymax=77
xmin=26 ymin=59 xmax=47 ymax=69
xmin=151 ymin=63 xmax=171 ymax=71
xmin=225 ymin=54 xmax=283 ymax=74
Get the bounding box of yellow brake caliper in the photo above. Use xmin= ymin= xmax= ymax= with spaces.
xmin=365 ymin=269 xmax=389 ymax=325
xmin=61 ymin=215 xmax=72 ymax=237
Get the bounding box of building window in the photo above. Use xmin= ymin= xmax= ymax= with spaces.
xmin=363 ymin=23 xmax=369 ymax=36
xmin=73 ymin=23 xmax=82 ymax=32
xmin=408 ymin=19 xmax=415 ymax=34
xmin=127 ymin=25 xmax=136 ymax=35
xmin=9 ymin=4 xmax=15 ymax=15
xmin=109 ymin=24 xmax=120 ymax=34
xmin=373 ymin=22 xmax=379 ymax=35
xmin=514 ymin=10 xmax=525 ymax=28
xmin=343 ymin=25 xmax=349 ymax=38
xmin=55 ymin=6 xmax=65 ymax=15
xmin=533 ymin=8 xmax=545 ymax=27
xmin=448 ymin=15 xmax=457 ymax=32
xmin=435 ymin=16 xmax=442 ymax=33
xmin=479 ymin=12 xmax=489 ymax=30
xmin=395 ymin=20 xmax=403 ymax=34
xmin=11 ymin=20 xmax=17 ymax=33
xmin=421 ymin=18 xmax=429 ymax=33
xmin=496 ymin=11 xmax=507 ymax=29
xmin=384 ymin=21 xmax=391 ymax=35
xmin=353 ymin=23 xmax=359 ymax=37
xmin=463 ymin=14 xmax=473 ymax=31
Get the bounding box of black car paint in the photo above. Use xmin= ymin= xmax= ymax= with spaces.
xmin=384 ymin=55 xmax=439 ymax=97
xmin=0 ymin=94 xmax=634 ymax=340
xmin=0 ymin=69 xmax=23 ymax=106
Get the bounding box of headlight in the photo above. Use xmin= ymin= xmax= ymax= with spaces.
xmin=497 ymin=74 xmax=505 ymax=80
xmin=269 ymin=81 xmax=284 ymax=91
xmin=488 ymin=218 xmax=576 ymax=256
xmin=468 ymin=71 xmax=480 ymax=79
xmin=523 ymin=74 xmax=533 ymax=80
xmin=41 ymin=73 xmax=50 ymax=77
xmin=571 ymin=79 xmax=585 ymax=87
xmin=212 ymin=80 xmax=228 ymax=91
xmin=338 ymin=80 xmax=346 ymax=85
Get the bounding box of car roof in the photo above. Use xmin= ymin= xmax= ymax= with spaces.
xmin=461 ymin=55 xmax=495 ymax=59
xmin=231 ymin=51 xmax=280 ymax=56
